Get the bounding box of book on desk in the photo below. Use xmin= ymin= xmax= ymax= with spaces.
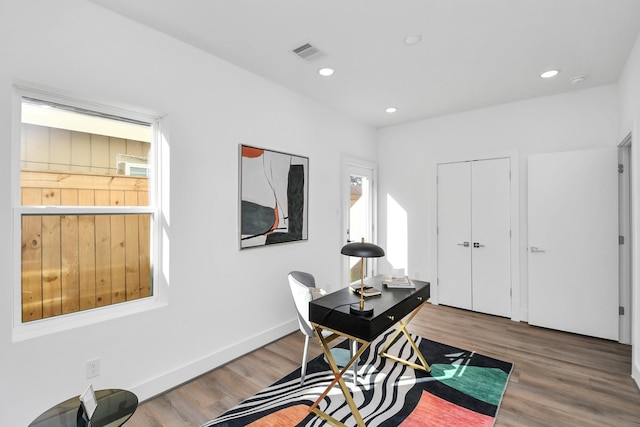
xmin=382 ymin=276 xmax=415 ymax=289
xmin=349 ymin=285 xmax=382 ymax=297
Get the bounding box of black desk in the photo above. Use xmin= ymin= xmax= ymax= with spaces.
xmin=29 ymin=389 xmax=138 ymax=427
xmin=309 ymin=280 xmax=430 ymax=341
xmin=309 ymin=280 xmax=431 ymax=426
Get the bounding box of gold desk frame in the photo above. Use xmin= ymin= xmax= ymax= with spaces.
xmin=309 ymin=301 xmax=430 ymax=427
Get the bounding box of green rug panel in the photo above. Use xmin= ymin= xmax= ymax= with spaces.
xmin=430 ymin=363 xmax=509 ymax=406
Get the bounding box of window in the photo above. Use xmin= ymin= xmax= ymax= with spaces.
xmin=343 ymin=160 xmax=377 ymax=284
xmin=14 ymin=87 xmax=161 ymax=330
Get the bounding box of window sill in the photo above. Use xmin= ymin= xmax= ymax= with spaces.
xmin=12 ymin=296 xmax=167 ymax=342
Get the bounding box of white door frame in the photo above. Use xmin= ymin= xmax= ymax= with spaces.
xmin=431 ymin=151 xmax=520 ymax=321
xmin=630 ymin=120 xmax=640 ymax=385
xmin=342 ymin=157 xmax=378 ymax=286
xmin=619 ymin=134 xmax=632 ymax=345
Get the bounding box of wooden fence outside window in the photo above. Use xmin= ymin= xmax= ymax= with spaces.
xmin=21 ymin=170 xmax=151 ymax=322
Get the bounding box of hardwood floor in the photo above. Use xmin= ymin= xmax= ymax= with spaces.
xmin=126 ymin=304 xmax=640 ymax=426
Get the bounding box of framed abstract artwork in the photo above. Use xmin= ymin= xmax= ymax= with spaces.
xmin=239 ymin=145 xmax=309 ymax=249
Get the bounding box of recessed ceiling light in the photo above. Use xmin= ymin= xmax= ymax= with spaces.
xmin=385 ymin=107 xmax=398 ymax=114
xmin=404 ymin=34 xmax=422 ymax=45
xmin=318 ymin=67 xmax=335 ymax=77
xmin=540 ymin=69 xmax=559 ymax=79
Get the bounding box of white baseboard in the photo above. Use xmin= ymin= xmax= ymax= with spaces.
xmin=130 ymin=319 xmax=298 ymax=402
xmin=633 ymin=360 xmax=640 ymax=390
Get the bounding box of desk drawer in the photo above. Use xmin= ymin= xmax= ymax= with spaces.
xmin=372 ymin=290 xmax=428 ymax=336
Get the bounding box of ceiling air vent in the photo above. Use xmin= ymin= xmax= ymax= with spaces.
xmin=291 ymin=43 xmax=324 ymax=61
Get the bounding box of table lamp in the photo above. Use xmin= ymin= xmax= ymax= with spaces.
xmin=341 ymin=238 xmax=385 ymax=316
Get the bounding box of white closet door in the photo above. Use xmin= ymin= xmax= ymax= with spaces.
xmin=528 ymin=148 xmax=618 ymax=340
xmin=471 ymin=159 xmax=511 ymax=317
xmin=437 ymin=162 xmax=472 ymax=310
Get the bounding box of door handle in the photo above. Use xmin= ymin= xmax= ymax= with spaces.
xmin=473 ymin=242 xmax=485 ymax=248
xmin=530 ymin=246 xmax=546 ymax=253
xmin=456 ymin=242 xmax=470 ymax=247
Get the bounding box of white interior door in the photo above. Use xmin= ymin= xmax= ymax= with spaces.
xmin=528 ymin=148 xmax=619 ymax=340
xmin=472 ymin=159 xmax=511 ymax=317
xmin=437 ymin=162 xmax=472 ymax=310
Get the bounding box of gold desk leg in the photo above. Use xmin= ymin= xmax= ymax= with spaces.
xmin=310 ymin=324 xmax=370 ymax=427
xmin=379 ymin=302 xmax=431 ymax=373
xmin=311 ymin=407 xmax=348 ymax=426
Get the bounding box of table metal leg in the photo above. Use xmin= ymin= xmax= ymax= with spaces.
xmin=309 ymin=303 xmax=430 ymax=426
xmin=378 ymin=302 xmax=431 ymax=372
xmin=310 ymin=325 xmax=369 ymax=427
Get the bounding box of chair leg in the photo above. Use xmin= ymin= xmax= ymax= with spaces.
xmin=301 ymin=335 xmax=310 ymax=385
xmin=351 ymin=339 xmax=358 ymax=386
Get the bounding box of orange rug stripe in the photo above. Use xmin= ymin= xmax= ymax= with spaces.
xmin=246 ymin=404 xmax=309 ymax=426
xmin=399 ymin=391 xmax=494 ymax=427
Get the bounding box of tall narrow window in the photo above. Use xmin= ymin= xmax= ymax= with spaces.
xmin=17 ymin=93 xmax=158 ymax=323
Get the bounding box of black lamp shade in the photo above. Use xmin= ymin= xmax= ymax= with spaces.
xmin=341 ymin=242 xmax=385 ymax=258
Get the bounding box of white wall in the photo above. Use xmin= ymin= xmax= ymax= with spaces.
xmin=0 ymin=1 xmax=376 ymax=425
xmin=618 ymin=32 xmax=640 ymax=386
xmin=377 ymin=85 xmax=619 ymax=321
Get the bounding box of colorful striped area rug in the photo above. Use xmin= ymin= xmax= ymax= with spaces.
xmin=203 ymin=330 xmax=513 ymax=426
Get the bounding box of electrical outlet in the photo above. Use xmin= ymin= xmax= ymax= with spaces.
xmin=86 ymin=358 xmax=100 ymax=379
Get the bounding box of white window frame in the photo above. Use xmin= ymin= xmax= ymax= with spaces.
xmin=11 ymin=84 xmax=166 ymax=341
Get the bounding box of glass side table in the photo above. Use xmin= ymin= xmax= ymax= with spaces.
xmin=29 ymin=389 xmax=138 ymax=427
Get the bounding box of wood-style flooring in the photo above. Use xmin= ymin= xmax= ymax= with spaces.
xmin=126 ymin=303 xmax=640 ymax=426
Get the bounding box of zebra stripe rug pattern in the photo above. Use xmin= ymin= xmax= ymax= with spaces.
xmin=203 ymin=330 xmax=513 ymax=426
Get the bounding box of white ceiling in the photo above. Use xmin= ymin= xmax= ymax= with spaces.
xmin=88 ymin=0 xmax=640 ymax=128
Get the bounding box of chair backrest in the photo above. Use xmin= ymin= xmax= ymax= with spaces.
xmin=288 ymin=271 xmax=316 ymax=337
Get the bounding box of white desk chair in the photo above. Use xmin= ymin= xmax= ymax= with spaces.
xmin=288 ymin=271 xmax=357 ymax=385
